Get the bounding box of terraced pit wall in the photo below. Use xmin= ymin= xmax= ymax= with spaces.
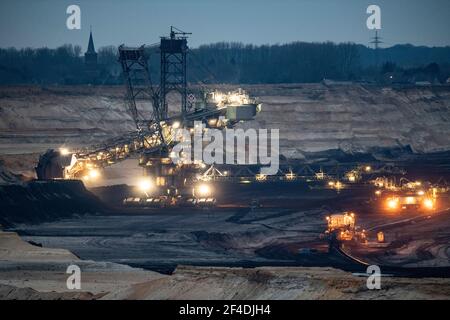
xmin=1 ymin=84 xmax=449 ymax=158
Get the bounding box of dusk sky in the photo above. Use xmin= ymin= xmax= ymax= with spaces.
xmin=0 ymin=0 xmax=449 ymax=51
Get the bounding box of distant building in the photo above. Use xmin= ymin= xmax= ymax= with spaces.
xmin=84 ymin=29 xmax=99 ymax=83
xmin=84 ymin=30 xmax=98 ymax=68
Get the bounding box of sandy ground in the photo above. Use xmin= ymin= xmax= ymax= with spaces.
xmin=1 ymin=231 xmax=450 ymax=300
xmin=0 ymin=231 xmax=164 ymax=299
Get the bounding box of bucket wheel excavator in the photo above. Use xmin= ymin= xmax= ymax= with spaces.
xmin=36 ymin=27 xmax=261 ymax=206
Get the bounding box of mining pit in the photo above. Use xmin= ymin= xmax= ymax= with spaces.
xmin=1 ymin=84 xmax=450 ymax=299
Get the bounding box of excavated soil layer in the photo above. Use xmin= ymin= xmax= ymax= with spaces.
xmin=0 ymin=180 xmax=105 ymax=227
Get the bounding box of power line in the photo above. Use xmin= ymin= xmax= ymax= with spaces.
xmin=369 ymin=30 xmax=383 ymax=68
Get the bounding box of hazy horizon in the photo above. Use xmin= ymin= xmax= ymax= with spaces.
xmin=1 ymin=39 xmax=450 ymax=52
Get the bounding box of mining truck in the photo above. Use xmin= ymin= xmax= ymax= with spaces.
xmin=324 ymin=212 xmax=366 ymax=242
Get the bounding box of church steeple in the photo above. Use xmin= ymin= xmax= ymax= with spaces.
xmin=84 ymin=27 xmax=98 ymax=67
xmin=86 ymin=28 xmax=96 ymax=54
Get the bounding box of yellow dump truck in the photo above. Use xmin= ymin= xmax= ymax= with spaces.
xmin=325 ymin=212 xmax=366 ymax=242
